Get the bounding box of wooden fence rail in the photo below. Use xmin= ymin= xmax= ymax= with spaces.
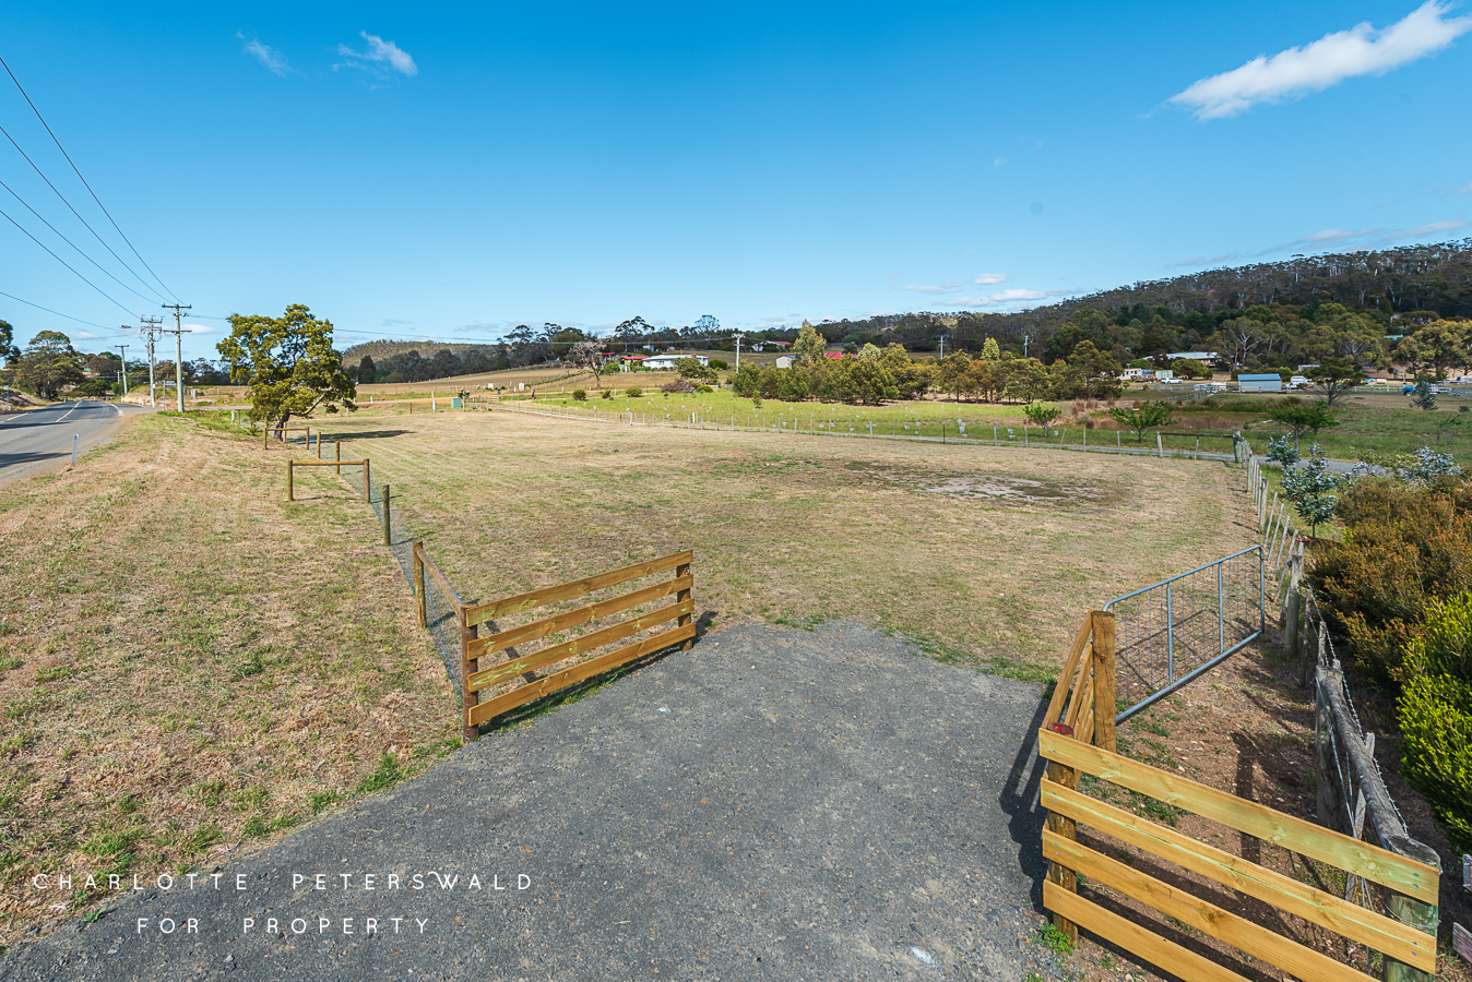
xmin=285 ymin=457 xmax=371 ymax=502
xmin=412 ymin=543 xmax=695 ymax=741
xmin=1040 ymin=611 xmax=1440 ymax=980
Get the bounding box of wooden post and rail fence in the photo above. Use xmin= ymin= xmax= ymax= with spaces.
xmin=277 ymin=425 xmax=392 ymax=541
xmin=285 ymin=456 xmax=371 ymax=502
xmin=413 ymin=543 xmax=696 ymax=742
xmin=1039 ymin=610 xmax=1440 ymax=980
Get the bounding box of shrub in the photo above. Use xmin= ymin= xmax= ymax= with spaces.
xmin=1406 ymin=592 xmax=1472 ymax=678
xmin=1398 ymin=671 xmax=1472 ymax=851
xmin=732 ymin=365 xmax=762 ymax=398
xmin=708 ymin=358 xmax=728 ymax=370
xmin=675 ymin=359 xmax=718 ymax=383
xmin=572 ymin=389 xmax=588 ymax=401
xmin=625 ymin=386 xmax=642 ymax=398
xmin=600 ymin=389 xmax=612 ymax=400
xmin=662 ymin=378 xmax=696 ymax=394
xmin=1310 ymin=476 xmax=1472 ymax=683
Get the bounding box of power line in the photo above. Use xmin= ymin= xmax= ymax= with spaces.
xmin=0 ymin=288 xmax=111 ymax=330
xmin=0 ymin=119 xmax=165 ymax=303
xmin=0 ymin=52 xmax=177 ymax=302
xmin=0 ymin=174 xmax=160 ymax=305
xmin=0 ymin=203 xmax=137 ymax=316
xmin=324 ymin=327 xmax=750 ymax=348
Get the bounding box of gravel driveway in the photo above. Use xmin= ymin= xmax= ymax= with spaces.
xmin=1 ymin=621 xmax=1056 ymax=981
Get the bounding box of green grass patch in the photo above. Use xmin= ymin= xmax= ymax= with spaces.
xmin=1034 ymin=921 xmax=1075 ymax=956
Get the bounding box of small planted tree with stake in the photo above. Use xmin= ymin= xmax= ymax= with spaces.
xmin=1108 ymin=400 xmax=1172 ymax=443
xmin=1023 ymin=401 xmax=1061 ymax=432
xmin=1266 ymin=434 xmax=1300 ymax=468
xmin=1282 ymin=445 xmax=1340 ymax=538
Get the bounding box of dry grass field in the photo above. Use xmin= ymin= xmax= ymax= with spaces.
xmin=0 ymin=416 xmax=457 ymax=944
xmin=315 ymin=408 xmax=1253 ymax=669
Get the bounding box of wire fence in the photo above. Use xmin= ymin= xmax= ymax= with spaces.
xmin=1252 ymin=454 xmax=1442 ymax=945
xmin=1103 ymin=545 xmax=1264 ymax=722
xmin=494 ymin=400 xmax=1249 ymax=462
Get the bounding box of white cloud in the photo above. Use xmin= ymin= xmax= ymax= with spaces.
xmin=905 ymin=273 xmax=1008 ymax=294
xmin=1460 ymin=181 xmax=1472 ymax=193
xmin=949 ymin=288 xmax=1065 ymax=309
xmin=1170 ymin=1 xmax=1472 ymax=119
xmin=1304 ymin=227 xmax=1380 ymax=244
xmin=184 ymin=323 xmax=214 ymax=335
xmin=238 ymin=34 xmax=289 ymax=77
xmin=337 ymin=31 xmax=418 ymax=79
xmin=1399 ymin=218 xmax=1468 ymax=237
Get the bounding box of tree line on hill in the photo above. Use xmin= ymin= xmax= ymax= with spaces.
xmin=343 ymin=241 xmax=1472 ymax=387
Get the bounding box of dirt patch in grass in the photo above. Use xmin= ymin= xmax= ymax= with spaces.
xmin=310 ymin=409 xmax=1251 ymax=669
xmin=0 ymin=416 xmax=457 ymax=945
xmin=922 ymin=475 xmax=1108 ymax=503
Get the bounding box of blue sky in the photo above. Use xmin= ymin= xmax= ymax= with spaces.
xmin=2 ymin=1 xmax=1470 ymax=358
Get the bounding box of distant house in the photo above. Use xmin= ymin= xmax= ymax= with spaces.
xmin=774 ymin=355 xmax=794 ymax=369
xmin=751 ymin=340 xmax=790 ymax=352
xmin=644 ymin=353 xmax=709 ymax=371
xmin=823 ymin=351 xmax=846 ymax=361
xmin=1237 ymin=373 xmax=1282 ymax=393
xmin=1166 ymin=351 xmax=1220 ymax=363
xmin=1122 ymin=367 xmax=1155 ymax=381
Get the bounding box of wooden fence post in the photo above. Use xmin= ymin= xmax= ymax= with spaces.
xmin=1044 ymin=754 xmax=1080 ymax=944
xmin=381 ymin=484 xmax=391 ymax=545
xmin=286 ymin=460 xmax=294 ymax=501
xmin=461 ymin=612 xmax=479 ymax=743
xmin=1284 ymin=541 xmax=1303 ymax=661
xmin=316 ymin=431 xmax=323 ymax=459
xmin=335 ymin=440 xmax=341 ymax=475
xmin=1385 ymin=893 xmax=1439 ymax=982
xmin=412 ymin=542 xmax=427 ymax=627
xmin=676 ymin=558 xmax=694 ymax=651
xmin=1091 ymin=610 xmax=1117 ymax=753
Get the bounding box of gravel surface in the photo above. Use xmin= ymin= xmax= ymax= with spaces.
xmin=1 ymin=621 xmax=1057 ymax=981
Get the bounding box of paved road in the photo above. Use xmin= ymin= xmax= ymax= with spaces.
xmin=0 ymin=621 xmax=1058 ymax=981
xmin=0 ymin=401 xmax=140 ymax=486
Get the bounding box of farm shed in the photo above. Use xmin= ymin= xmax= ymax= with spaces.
xmin=1237 ymin=373 xmax=1282 ymax=393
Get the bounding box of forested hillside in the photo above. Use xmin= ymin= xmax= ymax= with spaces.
xmin=806 ymin=239 xmax=1472 ymax=357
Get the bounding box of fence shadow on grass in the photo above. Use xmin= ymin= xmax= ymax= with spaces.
xmin=321 ymin=429 xmax=410 ymax=443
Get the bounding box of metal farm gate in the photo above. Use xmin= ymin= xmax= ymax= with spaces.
xmin=1103 ymin=545 xmax=1264 ymax=723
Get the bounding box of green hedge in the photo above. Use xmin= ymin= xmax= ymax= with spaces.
xmin=1398 ymin=671 xmax=1472 ymax=851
